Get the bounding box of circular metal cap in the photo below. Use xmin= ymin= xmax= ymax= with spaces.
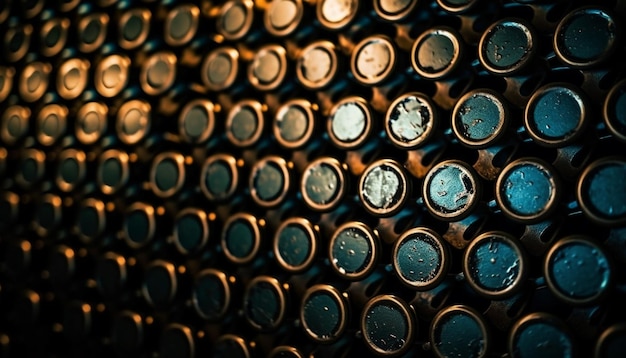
xmin=577 ymin=157 xmax=626 ymax=226
xmin=47 ymin=245 xmax=75 ymax=285
xmin=142 ymin=260 xmax=177 ymax=308
xmin=392 ymin=227 xmax=449 ymax=290
xmin=37 ymin=104 xmax=68 ymax=146
xmin=1 ymin=106 xmax=30 ymax=146
xmin=273 ymin=217 xmax=318 ymax=272
xmin=159 ymin=324 xmax=195 ymax=358
xmin=361 ymin=295 xmax=415 ymax=356
xmin=221 ymin=213 xmax=261 ymax=264
xmin=374 ymin=0 xmax=418 ymax=21
xmin=123 ymin=203 xmax=156 ymax=249
xmin=524 ymin=83 xmax=588 ymax=147
xmin=164 ymin=4 xmax=199 ymax=46
xmin=329 ymin=221 xmax=379 ymax=280
xmin=385 ymin=92 xmax=437 ymax=149
xmin=150 ymin=152 xmax=186 ymax=198
xmin=217 ymin=0 xmax=254 ymax=41
xmin=301 ymin=157 xmax=346 ymax=211
xmin=34 ymin=194 xmax=62 ymax=237
xmin=226 ymin=99 xmax=265 ymax=147
xmin=55 ymin=149 xmax=86 ymax=192
xmin=116 ymin=99 xmax=151 ymax=145
xmin=452 ymin=89 xmax=509 ymax=148
xmin=430 ymin=305 xmax=489 ymax=358
xmin=57 ymin=58 xmax=89 ymax=100
xmin=213 ymin=335 xmax=250 ymax=358
xmin=296 ymin=40 xmax=338 ymax=90
xmin=269 ymin=346 xmax=303 ymax=358
xmin=316 ymin=0 xmax=358 ymax=30
xmin=508 ymin=313 xmax=574 ymax=358
xmin=140 ymin=52 xmax=177 ymax=96
xmin=273 ymin=99 xmax=315 ymax=149
xmin=75 ymin=102 xmax=108 ymax=145
xmin=63 ymin=301 xmax=92 ymax=341
xmin=173 ymin=208 xmax=209 ymax=254
xmin=300 ymin=284 xmax=348 ymax=343
xmin=595 ymin=323 xmax=626 ymax=358
xmin=412 ymin=27 xmax=463 ymax=79
xmin=544 ymin=236 xmax=612 ymax=306
xmin=0 ymin=66 xmax=15 ymax=102
xmin=192 ymin=269 xmax=230 ymax=321
xmin=78 ymin=13 xmax=109 ymax=53
xmin=96 ymin=252 xmax=127 ymax=299
xmin=200 ymin=154 xmax=238 ymax=201
xmin=202 ymin=47 xmax=239 ymax=91
xmin=554 ymin=8 xmax=619 ymax=69
xmin=112 ymin=311 xmax=143 ymax=353
xmin=463 ymin=231 xmax=527 ymax=299
xmin=97 ymin=149 xmax=129 ymax=195
xmin=495 ymin=158 xmax=560 ymax=223
xmin=264 ymin=0 xmax=303 ymax=37
xmin=19 ymin=62 xmax=51 ymax=102
xmin=604 ymin=79 xmax=626 ymax=143
xmin=40 ymin=18 xmax=69 ymax=57
xmin=359 ymin=159 xmax=409 ymax=216
xmin=16 ymin=149 xmax=45 ymax=189
xmin=479 ymin=19 xmax=536 ymax=75
xmin=249 ymin=156 xmax=290 ymax=207
xmin=95 ymin=54 xmax=130 ymax=98
xmin=248 ymin=44 xmax=288 ymax=91
xmin=351 ymin=35 xmax=396 ymax=85
xmin=327 ymin=96 xmax=373 ymax=149
xmin=423 ymin=160 xmax=481 ymax=221
xmin=178 ymin=99 xmax=215 ymax=144
xmin=436 ymin=0 xmax=478 ymax=13
xmin=244 ymin=276 xmax=287 ymax=331
xmin=4 ymin=24 xmax=32 ymax=62
xmin=118 ymin=8 xmax=150 ymax=50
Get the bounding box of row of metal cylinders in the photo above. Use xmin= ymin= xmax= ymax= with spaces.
xmin=1 ymin=228 xmax=624 ymax=357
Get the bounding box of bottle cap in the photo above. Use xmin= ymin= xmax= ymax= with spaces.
xmin=361 ymin=295 xmax=416 ymax=356
xmin=173 ymin=208 xmax=209 ymax=254
xmin=118 ymin=8 xmax=151 ymax=50
xmin=159 ymin=324 xmax=195 ymax=358
xmin=178 ymin=99 xmax=215 ymax=144
xmin=329 ymin=221 xmax=379 ymax=280
xmin=359 ymin=159 xmax=409 ymax=216
xmin=423 ymin=160 xmax=481 ymax=221
xmin=301 ymin=157 xmax=346 ymax=211
xmin=248 ymin=44 xmax=288 ymax=91
xmin=164 ymin=4 xmax=199 ymax=46
xmin=463 ymin=231 xmax=527 ymax=298
xmin=19 ymin=62 xmax=51 ymax=102
xmin=273 ymin=217 xmax=318 ymax=272
xmin=508 ymin=313 xmax=574 ymax=357
xmin=430 ymin=305 xmax=490 ymax=358
xmin=603 ymin=79 xmax=626 ymax=143
xmin=226 ymin=99 xmax=265 ymax=147
xmin=296 ymin=40 xmax=338 ymax=90
xmin=479 ymin=19 xmax=536 ymax=75
xmin=576 ymin=157 xmax=626 ymax=226
xmin=142 ymin=260 xmax=177 ymax=307
xmin=244 ymin=276 xmax=287 ymax=331
xmin=55 ymin=149 xmax=86 ymax=192
xmin=385 ymin=92 xmax=437 ymax=149
xmin=351 ymin=35 xmax=396 ymax=85
xmin=97 ymin=149 xmax=130 ymax=195
xmin=217 ymin=0 xmax=254 ymax=41
xmin=374 ymin=0 xmax=418 ymax=21
xmin=392 ymin=227 xmax=449 ymax=290
xmin=192 ymin=269 xmax=230 ymax=321
xmin=249 ymin=156 xmax=290 ymax=207
xmin=123 ymin=203 xmax=156 ymax=249
xmin=200 ymin=154 xmax=238 ymax=201
xmin=202 ymin=47 xmax=239 ymax=91
xmin=140 ymin=52 xmax=177 ymax=96
xmin=273 ymin=99 xmax=315 ymax=149
xmin=221 ymin=213 xmax=261 ymax=264
xmin=316 ymin=0 xmax=358 ymax=30
xmin=264 ymin=0 xmax=303 ymax=37
xmin=327 ymin=96 xmax=373 ymax=150
xmin=411 ymin=27 xmax=463 ymax=80
xmin=300 ymin=284 xmax=348 ymax=343
xmin=78 ymin=13 xmax=109 ymax=53
xmin=40 ymin=18 xmax=69 ymax=57
xmin=116 ymin=99 xmax=151 ymax=145
xmin=452 ymin=89 xmax=509 ymax=148
xmin=1 ymin=106 xmax=30 ymax=146
xmin=94 ymin=54 xmax=130 ymax=98
xmin=150 ymin=152 xmax=185 ymax=198
xmin=76 ymin=102 xmax=108 ymax=145
xmin=57 ymin=58 xmax=89 ymax=100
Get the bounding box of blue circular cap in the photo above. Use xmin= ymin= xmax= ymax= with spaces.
xmin=423 ymin=160 xmax=480 ymax=220
xmin=302 ymin=159 xmax=342 ymax=210
xmin=362 ymin=295 xmax=414 ymax=356
xmin=496 ymin=159 xmax=558 ymax=222
xmin=301 ymin=285 xmax=346 ymax=342
xmin=479 ymin=19 xmax=535 ymax=75
xmin=143 ymin=261 xmax=176 ymax=307
xmin=555 ymin=8 xmax=618 ymax=68
xmin=155 ymin=158 xmax=180 ymax=192
xmin=509 ymin=313 xmax=574 ymax=358
xmin=431 ymin=306 xmax=489 ymax=358
xmin=545 ymin=236 xmax=612 ymax=305
xmin=604 ymin=79 xmax=626 ymax=142
xmin=174 ymin=210 xmax=207 ymax=253
xmin=124 ymin=205 xmax=153 ymax=247
xmin=274 ymin=218 xmax=316 ymax=271
xmin=577 ymin=158 xmax=626 ymax=225
xmin=385 ymin=93 xmax=436 ymax=149
xmin=329 ymin=222 xmax=377 ymax=280
xmin=244 ymin=277 xmax=285 ymax=331
xmin=250 ymin=157 xmax=288 ymax=207
xmin=525 ymin=84 xmax=587 ymax=147
xmin=193 ymin=269 xmax=229 ymax=320
xmin=596 ymin=323 xmax=626 ymax=358
xmin=222 ymin=214 xmax=259 ymax=264
xmin=464 ymin=232 xmax=526 ymax=298
xmin=393 ymin=228 xmax=447 ymax=289
xmin=453 ymin=89 xmax=507 ymax=148
xmin=213 ymin=335 xmax=249 ymax=358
